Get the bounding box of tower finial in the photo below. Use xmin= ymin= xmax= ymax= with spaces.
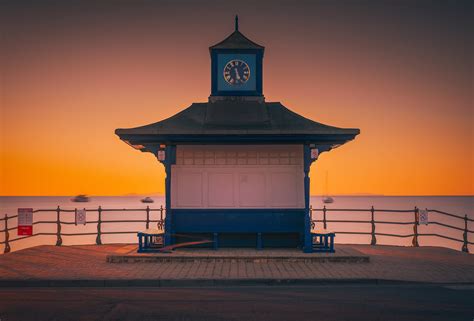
xmin=235 ymin=15 xmax=239 ymax=31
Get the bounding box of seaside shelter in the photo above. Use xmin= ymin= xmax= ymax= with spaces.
xmin=115 ymin=17 xmax=360 ymax=252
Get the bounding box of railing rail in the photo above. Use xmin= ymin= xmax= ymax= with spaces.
xmin=0 ymin=205 xmax=472 ymax=253
xmin=310 ymin=206 xmax=472 ymax=252
xmin=0 ymin=206 xmax=166 ymax=252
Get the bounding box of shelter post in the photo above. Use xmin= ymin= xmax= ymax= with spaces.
xmin=303 ymin=144 xmax=312 ymax=253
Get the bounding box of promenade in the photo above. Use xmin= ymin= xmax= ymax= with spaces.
xmin=0 ymin=244 xmax=472 ymax=286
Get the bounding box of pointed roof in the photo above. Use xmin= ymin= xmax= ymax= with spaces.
xmin=209 ymin=15 xmax=264 ymax=51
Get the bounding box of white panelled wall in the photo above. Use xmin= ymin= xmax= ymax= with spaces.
xmin=171 ymin=145 xmax=305 ymax=209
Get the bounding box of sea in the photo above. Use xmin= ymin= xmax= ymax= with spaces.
xmin=0 ymin=196 xmax=472 ymax=253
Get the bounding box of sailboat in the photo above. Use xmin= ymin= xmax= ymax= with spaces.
xmin=322 ymin=171 xmax=334 ymax=204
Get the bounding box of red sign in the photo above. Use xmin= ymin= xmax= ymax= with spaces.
xmin=18 ymin=208 xmax=33 ymax=236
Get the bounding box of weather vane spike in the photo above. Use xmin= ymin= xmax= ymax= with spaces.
xmin=235 ymin=15 xmax=239 ymax=31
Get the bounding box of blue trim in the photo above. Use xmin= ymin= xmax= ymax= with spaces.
xmin=123 ymin=134 xmax=355 ymax=144
xmin=122 ymin=134 xmax=355 ymax=146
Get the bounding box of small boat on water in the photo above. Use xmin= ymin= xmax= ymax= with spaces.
xmin=71 ymin=194 xmax=90 ymax=202
xmin=322 ymin=196 xmax=334 ymax=204
xmin=322 ymin=171 xmax=334 ymax=204
xmin=141 ymin=197 xmax=154 ymax=203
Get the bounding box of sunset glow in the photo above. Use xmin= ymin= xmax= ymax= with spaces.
xmin=1 ymin=1 xmax=472 ymax=196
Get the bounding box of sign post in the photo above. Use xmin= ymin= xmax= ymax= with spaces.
xmin=18 ymin=208 xmax=33 ymax=236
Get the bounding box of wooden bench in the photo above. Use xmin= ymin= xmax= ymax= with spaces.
xmin=311 ymin=229 xmax=335 ymax=253
xmin=137 ymin=229 xmax=164 ymax=253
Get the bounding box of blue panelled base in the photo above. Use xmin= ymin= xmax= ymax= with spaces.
xmin=171 ymin=209 xmax=305 ymax=249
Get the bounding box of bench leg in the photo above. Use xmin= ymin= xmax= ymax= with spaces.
xmin=329 ymin=235 xmax=335 ymax=252
xmin=213 ymin=233 xmax=219 ymax=250
xmin=257 ymin=233 xmax=263 ymax=250
xmin=138 ymin=234 xmax=143 ymax=252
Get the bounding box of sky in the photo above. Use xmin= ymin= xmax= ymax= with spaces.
xmin=0 ymin=0 xmax=472 ymax=196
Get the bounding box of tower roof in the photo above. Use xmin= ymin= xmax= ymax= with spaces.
xmin=209 ymin=16 xmax=264 ymax=51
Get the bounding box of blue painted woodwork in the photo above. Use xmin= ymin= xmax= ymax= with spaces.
xmin=121 ymin=133 xmax=353 ymax=147
xmin=213 ymin=233 xmax=219 ymax=250
xmin=171 ymin=209 xmax=305 ymax=233
xmin=171 ymin=209 xmax=305 ymax=248
xmin=257 ymin=233 xmax=263 ymax=250
xmin=303 ymin=144 xmax=316 ymax=253
xmin=311 ymin=232 xmax=335 ymax=253
xmin=211 ymin=49 xmax=263 ymax=97
xmin=137 ymin=230 xmax=164 ymax=253
xmin=162 ymin=145 xmax=176 ymax=247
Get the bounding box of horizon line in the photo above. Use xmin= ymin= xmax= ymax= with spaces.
xmin=1 ymin=194 xmax=473 ymax=197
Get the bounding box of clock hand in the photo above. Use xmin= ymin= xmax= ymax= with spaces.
xmin=234 ymin=68 xmax=241 ymax=80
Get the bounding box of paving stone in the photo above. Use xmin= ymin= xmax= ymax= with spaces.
xmin=0 ymin=244 xmax=472 ymax=285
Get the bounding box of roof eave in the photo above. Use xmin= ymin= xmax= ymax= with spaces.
xmin=116 ymin=133 xmax=359 ymax=145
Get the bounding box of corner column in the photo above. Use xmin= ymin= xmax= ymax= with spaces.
xmin=160 ymin=145 xmax=176 ymax=247
xmin=303 ymin=144 xmax=313 ymax=253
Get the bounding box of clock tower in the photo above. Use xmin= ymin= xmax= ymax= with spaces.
xmin=209 ymin=16 xmax=264 ymax=101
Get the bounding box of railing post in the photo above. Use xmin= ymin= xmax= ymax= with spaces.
xmin=146 ymin=206 xmax=150 ymax=230
xmin=310 ymin=205 xmax=315 ymax=230
xmin=4 ymin=215 xmax=10 ymax=253
xmin=370 ymin=206 xmax=376 ymax=246
xmin=323 ymin=205 xmax=327 ymax=230
xmin=55 ymin=206 xmax=62 ymax=246
xmin=158 ymin=205 xmax=164 ymax=230
xmin=412 ymin=206 xmax=419 ymax=247
xmin=462 ymin=214 xmax=469 ymax=253
xmin=96 ymin=206 xmax=102 ymax=245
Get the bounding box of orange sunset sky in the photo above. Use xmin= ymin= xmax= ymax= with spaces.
xmin=1 ymin=0 xmax=472 ymax=196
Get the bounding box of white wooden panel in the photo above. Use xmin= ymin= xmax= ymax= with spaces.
xmin=176 ymin=171 xmax=203 ymax=207
xmin=239 ymin=172 xmax=266 ymax=207
xmin=270 ymin=171 xmax=298 ymax=207
xmin=171 ymin=145 xmax=304 ymax=209
xmin=208 ymin=173 xmax=234 ymax=207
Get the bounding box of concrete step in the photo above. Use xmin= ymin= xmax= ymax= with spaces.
xmin=106 ymin=246 xmax=370 ymax=263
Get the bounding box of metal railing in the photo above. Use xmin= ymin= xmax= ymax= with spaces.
xmin=0 ymin=205 xmax=472 ymax=253
xmin=310 ymin=206 xmax=472 ymax=253
xmin=0 ymin=206 xmax=165 ymax=253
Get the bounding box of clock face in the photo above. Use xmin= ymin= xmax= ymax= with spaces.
xmin=223 ymin=60 xmax=250 ymax=85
